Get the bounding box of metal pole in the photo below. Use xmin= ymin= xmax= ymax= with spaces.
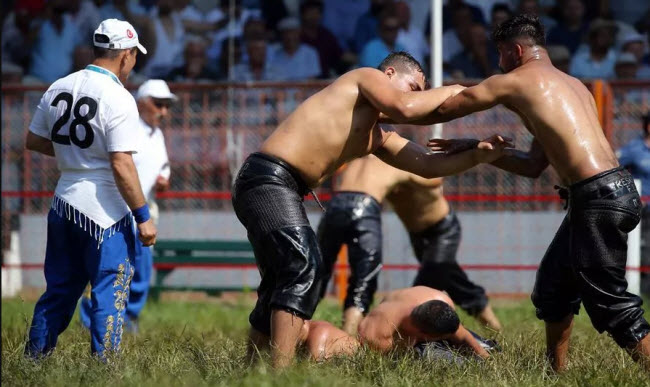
xmin=430 ymin=0 xmax=443 ymax=139
xmin=626 ymin=179 xmax=642 ymax=295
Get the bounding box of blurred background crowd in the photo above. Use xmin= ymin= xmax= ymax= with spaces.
xmin=2 ymin=0 xmax=650 ymax=85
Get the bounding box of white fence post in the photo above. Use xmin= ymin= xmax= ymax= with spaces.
xmin=1 ymin=230 xmax=22 ymax=298
xmin=626 ymin=179 xmax=642 ymax=295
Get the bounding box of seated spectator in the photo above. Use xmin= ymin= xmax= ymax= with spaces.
xmin=441 ymin=4 xmax=477 ymax=64
xmin=232 ymin=37 xmax=277 ymax=81
xmin=517 ymin=0 xmax=556 ymax=31
xmin=141 ymin=0 xmax=186 ymax=79
xmin=395 ymin=1 xmax=429 ymax=67
xmin=177 ymin=0 xmax=226 ymax=36
xmin=569 ymin=19 xmax=618 ymax=79
xmin=447 ymin=24 xmax=498 ymax=79
xmin=322 ymin=0 xmax=370 ymax=51
xmin=614 ymin=52 xmax=640 ymax=79
xmin=68 ymin=0 xmax=101 ymax=42
xmin=354 ymin=0 xmax=389 ymax=53
xmin=547 ymin=45 xmax=571 ymax=74
xmin=490 ymin=3 xmax=513 ymax=31
xmin=441 ymin=0 xmax=485 ymax=32
xmin=268 ymin=17 xmax=321 ymax=80
xmin=300 ymin=1 xmax=343 ymax=78
xmin=168 ymin=38 xmax=219 ymax=82
xmin=610 ymin=0 xmax=650 ymax=26
xmin=619 ymin=32 xmax=647 ymax=64
xmin=218 ymin=37 xmax=244 ymax=80
xmin=359 ymin=14 xmax=406 ymax=68
xmin=546 ymin=0 xmax=588 ymax=54
xmin=28 ymin=0 xmax=81 ymax=83
xmin=206 ymin=0 xmax=261 ymax=62
xmin=95 ymin=0 xmax=147 ymax=21
xmin=2 ymin=1 xmax=43 ymax=70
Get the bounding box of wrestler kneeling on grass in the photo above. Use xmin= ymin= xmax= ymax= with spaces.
xmin=302 ymin=286 xmax=497 ymax=361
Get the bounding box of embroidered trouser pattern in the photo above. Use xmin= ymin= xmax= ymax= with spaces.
xmin=25 ymin=208 xmax=136 ymax=358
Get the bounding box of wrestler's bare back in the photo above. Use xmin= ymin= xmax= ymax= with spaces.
xmin=260 ymin=70 xmax=391 ymax=188
xmin=504 ymin=61 xmax=618 ymax=183
xmin=335 ymin=155 xmax=448 ymax=230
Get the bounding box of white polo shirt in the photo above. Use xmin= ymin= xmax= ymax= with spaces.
xmin=29 ymin=65 xmax=142 ymax=229
xmin=133 ymin=118 xmax=170 ymax=200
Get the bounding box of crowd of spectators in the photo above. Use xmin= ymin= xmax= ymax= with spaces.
xmin=2 ymin=0 xmax=650 ymax=85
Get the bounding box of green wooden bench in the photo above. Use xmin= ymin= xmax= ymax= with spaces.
xmin=151 ymin=239 xmax=257 ymax=300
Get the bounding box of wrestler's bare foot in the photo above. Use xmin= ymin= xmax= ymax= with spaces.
xmin=270 ymin=309 xmax=305 ymax=369
xmin=342 ymin=307 xmax=364 ymax=335
xmin=627 ymin=333 xmax=650 ymax=372
xmin=476 ymin=304 xmax=502 ymax=332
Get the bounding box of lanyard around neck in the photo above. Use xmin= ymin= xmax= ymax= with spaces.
xmin=85 ymin=65 xmax=122 ymax=86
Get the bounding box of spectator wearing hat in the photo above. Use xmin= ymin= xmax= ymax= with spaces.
xmin=268 ymin=17 xmax=321 ymax=80
xmin=547 ymin=45 xmax=571 ymax=74
xmin=300 ymin=1 xmax=344 ymax=78
xmin=620 ymin=32 xmax=648 ymax=63
xmin=359 ymin=13 xmax=406 ymax=68
xmin=546 ymin=0 xmax=588 ymax=54
xmin=569 ymin=18 xmax=618 ymax=79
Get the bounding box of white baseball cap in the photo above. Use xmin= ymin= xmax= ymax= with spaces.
xmin=136 ymin=79 xmax=178 ymax=101
xmin=94 ymin=19 xmax=147 ymax=54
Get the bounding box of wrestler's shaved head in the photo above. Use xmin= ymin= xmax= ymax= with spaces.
xmin=378 ymin=52 xmax=425 ymax=78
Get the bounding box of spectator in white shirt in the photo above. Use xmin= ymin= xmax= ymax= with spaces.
xmin=268 ymin=17 xmax=321 ymax=80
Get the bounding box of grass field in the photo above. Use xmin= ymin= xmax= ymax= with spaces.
xmin=2 ymin=293 xmax=649 ymax=386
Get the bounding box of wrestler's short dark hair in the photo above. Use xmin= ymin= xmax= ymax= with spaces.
xmin=378 ymin=51 xmax=425 ymax=77
xmin=492 ymin=14 xmax=545 ymax=46
xmin=410 ymin=300 xmax=460 ymax=335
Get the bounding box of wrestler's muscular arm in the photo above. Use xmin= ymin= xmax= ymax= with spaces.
xmin=374 ymin=131 xmax=511 ymax=178
xmin=448 ymin=325 xmax=490 ymax=359
xmin=357 ymin=68 xmax=465 ymax=123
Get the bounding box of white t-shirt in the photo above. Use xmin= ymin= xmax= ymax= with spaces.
xmin=29 ymin=65 xmax=142 ymax=229
xmin=133 ymin=119 xmax=170 ymax=200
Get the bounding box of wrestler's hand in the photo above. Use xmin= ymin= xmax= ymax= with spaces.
xmin=474 ymin=135 xmax=514 ymax=163
xmin=427 ymin=138 xmax=480 ymax=154
xmin=137 ymin=219 xmax=157 ymax=246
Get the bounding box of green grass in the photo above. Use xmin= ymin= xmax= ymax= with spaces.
xmin=2 ymin=294 xmax=649 ymax=386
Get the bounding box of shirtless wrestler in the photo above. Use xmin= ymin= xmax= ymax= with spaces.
xmin=317 ymin=154 xmax=501 ymax=334
xmin=231 ymin=51 xmax=512 ymax=368
xmin=426 ymin=15 xmax=650 ymax=371
xmin=302 ymin=286 xmax=491 ymax=361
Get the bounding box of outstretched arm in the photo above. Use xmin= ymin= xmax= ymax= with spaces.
xmin=374 ymin=131 xmax=512 ymax=179
xmin=420 ymin=74 xmax=515 ymax=124
xmin=357 ymin=68 xmax=465 ymax=124
xmin=490 ymin=139 xmax=549 ymax=178
xmin=448 ymin=325 xmax=490 ymax=359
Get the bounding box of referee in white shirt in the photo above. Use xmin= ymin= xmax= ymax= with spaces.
xmin=25 ymin=19 xmax=156 ymax=358
xmin=80 ymin=80 xmax=173 ymax=332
